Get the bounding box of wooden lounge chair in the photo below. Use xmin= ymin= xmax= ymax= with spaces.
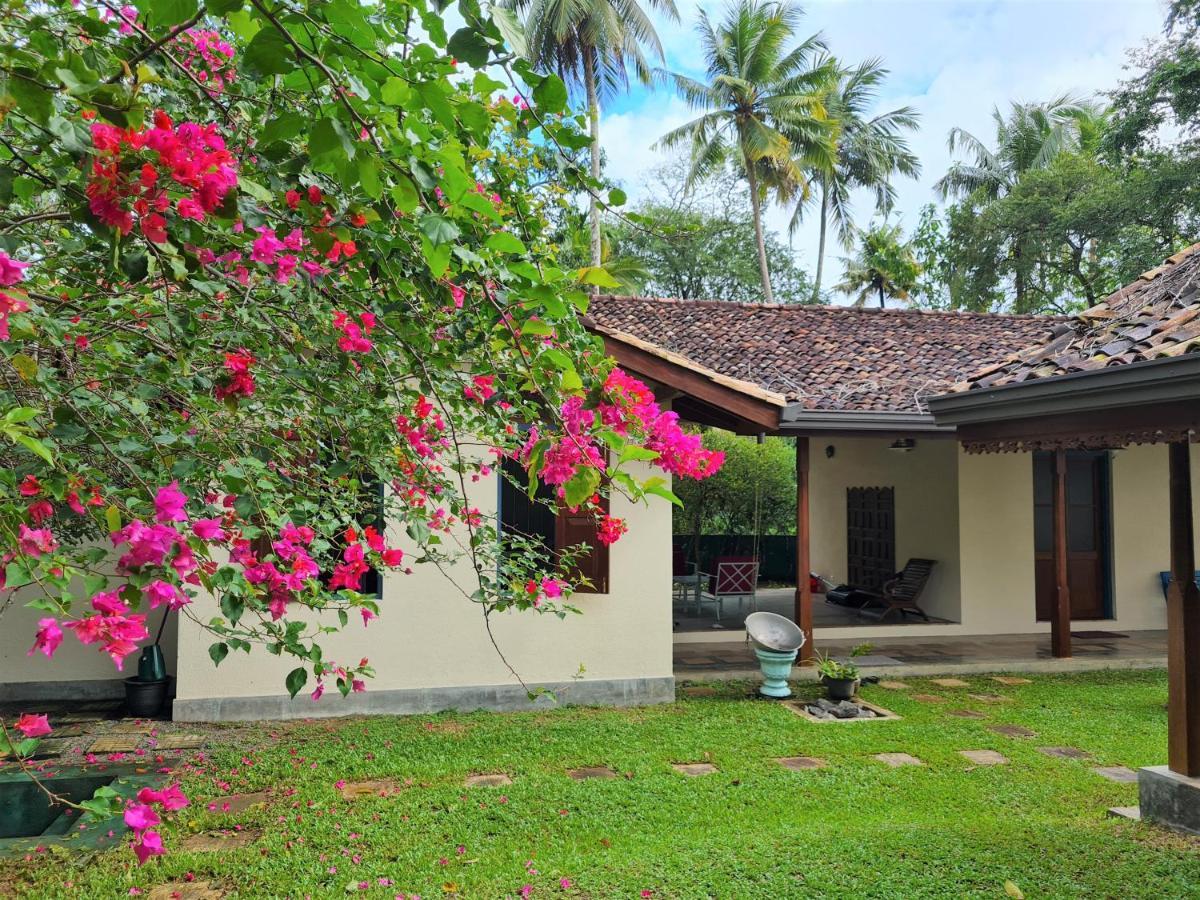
xmin=857 ymin=559 xmax=936 ymax=622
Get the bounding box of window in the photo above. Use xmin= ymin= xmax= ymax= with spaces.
xmin=498 ymin=457 xmax=609 ymax=594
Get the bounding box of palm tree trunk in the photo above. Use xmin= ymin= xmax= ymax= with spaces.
xmin=583 ymin=46 xmax=603 ymax=289
xmin=811 ymin=182 xmax=829 ymax=304
xmin=878 ymin=282 xmax=885 ymax=308
xmin=744 ymin=160 xmax=775 ymax=304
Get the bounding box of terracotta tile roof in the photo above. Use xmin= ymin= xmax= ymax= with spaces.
xmin=588 ymin=296 xmax=1059 ymax=414
xmin=954 ymin=243 xmax=1200 ymax=392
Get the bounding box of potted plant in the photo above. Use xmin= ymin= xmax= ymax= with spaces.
xmin=814 ymin=644 xmax=872 ymax=701
xmin=124 ymin=611 xmax=172 ymax=718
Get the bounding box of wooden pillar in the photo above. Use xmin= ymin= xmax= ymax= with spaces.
xmin=795 ymin=437 xmax=813 ymax=663
xmin=1167 ymin=439 xmax=1200 ymax=776
xmin=1050 ymin=447 xmax=1072 ymax=658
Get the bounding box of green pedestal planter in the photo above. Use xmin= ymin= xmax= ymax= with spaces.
xmin=754 ymin=647 xmax=798 ymax=698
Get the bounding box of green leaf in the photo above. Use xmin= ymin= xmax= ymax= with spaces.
xmin=447 ymin=28 xmax=491 ymax=69
xmin=608 ymin=187 xmax=627 ymax=207
xmin=261 ymin=113 xmax=305 ymax=146
xmin=4 ymin=407 xmax=40 ymax=424
xmin=146 ymin=0 xmax=198 ymax=26
xmin=357 ymin=157 xmax=382 ymax=199
xmin=12 ymin=433 xmax=53 ymax=464
xmin=486 ymin=232 xmax=526 ymax=255
xmin=205 ymin=0 xmax=243 ymax=12
xmin=532 ymin=75 xmax=567 ymax=114
xmin=239 ymin=177 xmax=274 ymax=203
xmin=578 ymin=266 xmax=621 ymax=288
xmin=244 ymin=27 xmax=296 ymax=76
xmin=391 ymin=176 xmax=419 ymax=213
xmin=10 ymin=71 xmax=53 ymax=124
xmin=209 ymin=642 xmax=229 ymax=666
xmin=563 ymin=467 xmax=600 ymax=508
xmin=3 ymin=560 xmax=32 ymax=591
xmin=491 ymin=8 xmax=527 ymax=58
xmin=641 ymin=476 xmax=682 ymax=507
xmin=285 ymin=666 xmax=308 ymax=698
xmin=309 ymin=117 xmax=355 ymax=165
xmin=380 ymin=77 xmax=410 ymax=106
xmin=418 ymin=213 xmax=460 ymax=246
xmin=105 ymin=505 xmax=122 ymax=533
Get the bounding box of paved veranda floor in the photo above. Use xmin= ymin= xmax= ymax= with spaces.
xmin=673 ymin=586 xmax=950 ymax=632
xmin=674 ymin=630 xmax=1169 ymax=680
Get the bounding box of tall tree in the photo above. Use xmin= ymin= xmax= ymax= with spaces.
xmin=792 ymin=58 xmax=920 ymax=302
xmin=836 ymin=223 xmax=921 ymax=308
xmin=656 ymin=0 xmax=837 ymax=303
xmin=507 ymin=0 xmax=679 ymax=280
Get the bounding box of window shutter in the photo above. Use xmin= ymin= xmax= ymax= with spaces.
xmin=555 ymin=500 xmax=610 ymax=594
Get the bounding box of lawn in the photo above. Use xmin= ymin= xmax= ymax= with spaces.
xmin=3 ymin=670 xmax=1199 ymax=898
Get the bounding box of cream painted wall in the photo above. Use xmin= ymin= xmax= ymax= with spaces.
xmin=809 ymin=437 xmax=962 ymax=622
xmin=172 ymin=460 xmax=672 ymax=704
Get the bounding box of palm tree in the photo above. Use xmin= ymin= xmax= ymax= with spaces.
xmin=506 ymin=0 xmax=679 ymax=278
xmin=791 ymin=57 xmax=920 ymax=303
xmin=835 ymin=223 xmax=920 ymax=308
xmin=934 ymin=95 xmax=1104 ymax=201
xmin=655 ymin=0 xmax=837 ymax=303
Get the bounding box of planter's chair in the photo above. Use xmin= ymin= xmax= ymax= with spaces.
xmin=857 ymin=559 xmax=936 ymax=622
xmin=697 ymin=557 xmax=759 ymax=621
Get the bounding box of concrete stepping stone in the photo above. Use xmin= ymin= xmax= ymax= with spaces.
xmin=911 ymin=694 xmax=945 ymax=703
xmin=959 ymin=750 xmax=1009 ymax=766
xmin=340 ymin=779 xmax=403 ymax=798
xmin=992 ymin=676 xmax=1032 ymax=686
xmin=465 ymin=773 xmax=511 ymax=787
xmin=1038 ymin=746 xmax=1091 ymax=760
xmin=157 ymin=733 xmax=205 ymax=750
xmin=181 ymin=828 xmax=263 ymax=852
xmin=568 ymin=766 xmax=617 ymax=780
xmin=967 ymin=693 xmax=1012 ymax=704
xmin=148 ymin=882 xmax=225 ymax=900
xmin=931 ymin=678 xmax=970 ymax=688
xmin=1107 ymin=806 xmax=1141 ymax=822
xmin=877 ymin=681 xmax=911 ymax=690
xmin=672 ymin=762 xmax=718 ymax=776
xmin=776 ymin=756 xmax=827 ymax=772
xmin=210 ymin=791 xmax=270 ymax=814
xmin=1092 ymin=766 xmax=1138 ymax=783
xmin=874 ymin=753 xmax=923 ymax=767
xmin=88 ymin=735 xmax=142 ymax=753
xmin=109 ymin=722 xmax=154 ymax=734
xmin=989 ymin=724 xmax=1036 ymax=738
xmin=946 ymin=709 xmax=987 ymax=719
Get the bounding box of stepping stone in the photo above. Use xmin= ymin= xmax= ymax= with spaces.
xmin=157 ymin=734 xmax=205 ymax=750
xmin=911 ymin=694 xmax=945 ymax=703
xmin=1092 ymin=766 xmax=1138 ymax=783
xmin=946 ymin=709 xmax=986 ymax=719
xmin=931 ymin=678 xmax=970 ymax=688
xmin=1107 ymin=806 xmax=1141 ymax=822
xmin=88 ymin=735 xmax=142 ymax=753
xmin=181 ymin=828 xmax=263 ymax=852
xmin=680 ymin=686 xmax=718 ymax=697
xmin=874 ymin=753 xmax=923 ymax=768
xmin=968 ymin=693 xmax=1012 ymax=704
xmin=992 ymin=676 xmax=1032 ymax=686
xmin=464 ymin=773 xmax=511 ymax=788
xmin=989 ymin=725 xmax=1036 ymax=738
xmin=568 ymin=766 xmax=617 ymax=780
xmin=109 ymin=722 xmax=154 ymax=734
xmin=1038 ymin=746 xmax=1091 ymax=760
xmin=210 ymin=791 xmax=270 ymax=814
xmin=876 ymin=680 xmax=910 ymax=690
xmin=340 ymin=779 xmax=403 ymax=798
xmin=148 ymin=882 xmax=225 ymax=900
xmin=672 ymin=762 xmax=718 ymax=776
xmin=777 ymin=756 xmax=827 ymax=772
xmin=959 ymin=749 xmax=1009 ymax=766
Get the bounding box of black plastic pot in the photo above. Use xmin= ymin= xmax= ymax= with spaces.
xmin=822 ymin=676 xmax=860 ymax=702
xmin=124 ymin=676 xmax=168 ymax=718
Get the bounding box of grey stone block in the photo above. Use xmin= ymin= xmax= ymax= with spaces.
xmin=1138 ymin=765 xmax=1200 ymax=835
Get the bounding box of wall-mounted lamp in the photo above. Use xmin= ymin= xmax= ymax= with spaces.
xmin=889 ymin=438 xmax=916 ymax=453
xmin=825 ymin=444 xmax=836 ymax=459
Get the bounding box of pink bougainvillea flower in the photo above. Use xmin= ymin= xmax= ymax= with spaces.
xmin=17 ymin=524 xmax=58 ymax=557
xmin=18 ymin=474 xmax=41 ymax=496
xmin=27 ymin=499 xmax=54 ymax=524
xmin=14 ymin=713 xmax=52 ymax=738
xmin=154 ymin=481 xmax=188 ymax=523
xmin=29 ymin=618 xmax=63 ymax=658
xmin=123 ymin=803 xmax=160 ymax=831
xmin=132 ymin=829 xmax=164 ymax=866
xmin=137 ymin=782 xmax=189 ymax=811
xmin=596 ymin=515 xmax=627 ymax=546
xmin=191 ymin=518 xmax=226 ymax=541
xmin=145 ymin=579 xmax=189 ymax=610
xmin=0 ymin=251 xmax=30 ymax=287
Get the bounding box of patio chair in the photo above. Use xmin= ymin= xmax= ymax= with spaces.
xmin=856 ymin=559 xmax=936 ymax=622
xmin=672 ymin=550 xmax=701 ymax=607
xmin=697 ymin=557 xmax=759 ymax=621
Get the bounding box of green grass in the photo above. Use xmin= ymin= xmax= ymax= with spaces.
xmin=4 ymin=670 xmax=1199 ymax=898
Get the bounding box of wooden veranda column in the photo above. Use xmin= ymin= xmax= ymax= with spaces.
xmin=795 ymin=437 xmax=813 ymax=664
xmin=1050 ymin=448 xmax=1072 ymax=658
xmin=1167 ymin=439 xmax=1200 ymax=776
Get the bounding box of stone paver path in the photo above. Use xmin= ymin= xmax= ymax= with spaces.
xmin=1092 ymin=766 xmax=1138 ymax=783
xmin=946 ymin=709 xmax=986 ymax=719
xmin=875 ymin=752 xmax=923 ymax=767
xmin=968 ymin=693 xmax=1013 ymax=704
xmin=876 ymin=681 xmax=911 ymax=690
xmin=148 ymin=882 xmax=225 ymax=900
xmin=181 ymin=829 xmax=263 ymax=852
xmin=990 ymin=724 xmax=1037 ymax=738
xmin=465 ymin=773 xmax=512 ymax=787
xmin=340 ymin=779 xmax=403 ymax=798
xmin=959 ymin=750 xmax=1009 ymax=766
xmin=210 ymin=791 xmax=270 ymax=814
xmin=911 ymin=694 xmax=945 ymax=703
xmin=88 ymin=735 xmax=142 ymax=753
xmin=931 ymin=678 xmax=970 ymax=688
xmin=568 ymin=766 xmax=618 ymax=780
xmin=992 ymin=676 xmax=1032 ymax=686
xmin=672 ymin=762 xmax=718 ymax=776
xmin=776 ymin=756 xmax=827 ymax=772
xmin=1038 ymin=746 xmax=1091 ymax=760
xmin=157 ymin=734 xmax=205 ymax=750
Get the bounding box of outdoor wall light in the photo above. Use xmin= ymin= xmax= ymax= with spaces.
xmin=825 ymin=444 xmax=836 ymax=458
xmin=889 ymin=438 xmax=916 ymax=452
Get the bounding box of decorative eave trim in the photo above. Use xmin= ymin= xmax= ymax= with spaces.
xmin=778 ymin=408 xmax=954 ymax=435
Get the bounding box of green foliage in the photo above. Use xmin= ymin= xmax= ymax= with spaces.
xmin=835 ymin=223 xmax=920 ymax=308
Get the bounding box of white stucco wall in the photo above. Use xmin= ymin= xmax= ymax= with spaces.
xmin=171 ymin=460 xmax=672 ymax=708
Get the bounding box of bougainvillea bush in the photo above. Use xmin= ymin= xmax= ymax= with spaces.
xmin=0 ymin=0 xmax=722 ymax=862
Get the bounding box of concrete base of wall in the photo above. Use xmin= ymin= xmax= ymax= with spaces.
xmin=1139 ymin=765 xmax=1200 ymax=835
xmin=172 ymin=676 xmax=675 ymax=722
xmin=0 ymin=678 xmax=125 ymax=703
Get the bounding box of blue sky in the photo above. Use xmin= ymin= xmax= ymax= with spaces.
xmin=595 ymin=0 xmax=1168 ymax=294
